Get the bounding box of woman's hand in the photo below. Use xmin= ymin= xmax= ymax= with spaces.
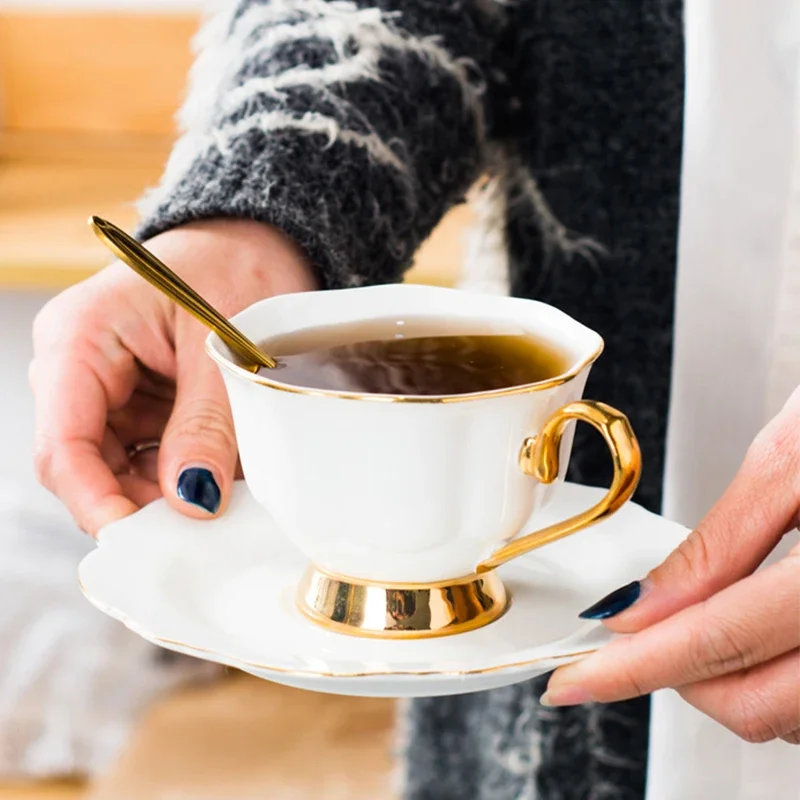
xmin=542 ymin=388 xmax=800 ymax=745
xmin=30 ymin=219 xmax=317 ymax=535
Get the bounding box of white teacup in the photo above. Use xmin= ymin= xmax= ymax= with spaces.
xmin=207 ymin=284 xmax=640 ymax=638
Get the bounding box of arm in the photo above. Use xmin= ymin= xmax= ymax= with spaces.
xmin=138 ymin=0 xmax=506 ymax=288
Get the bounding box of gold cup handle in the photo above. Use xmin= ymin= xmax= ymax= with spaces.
xmin=477 ymin=400 xmax=642 ymax=573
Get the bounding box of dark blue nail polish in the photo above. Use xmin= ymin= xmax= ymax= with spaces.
xmin=578 ymin=581 xmax=641 ymax=620
xmin=177 ymin=467 xmax=221 ymax=514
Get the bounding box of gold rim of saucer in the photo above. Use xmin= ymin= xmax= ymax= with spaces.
xmin=296 ymin=566 xmax=510 ymax=639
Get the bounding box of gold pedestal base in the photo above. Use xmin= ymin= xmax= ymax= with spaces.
xmin=297 ymin=566 xmax=509 ymax=639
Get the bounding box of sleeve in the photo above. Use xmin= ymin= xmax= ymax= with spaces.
xmin=137 ymin=0 xmax=507 ymax=290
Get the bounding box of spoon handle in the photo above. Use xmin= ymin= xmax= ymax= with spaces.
xmin=89 ymin=216 xmax=276 ymax=371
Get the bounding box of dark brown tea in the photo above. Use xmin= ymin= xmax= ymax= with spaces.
xmin=259 ymin=317 xmax=570 ymax=396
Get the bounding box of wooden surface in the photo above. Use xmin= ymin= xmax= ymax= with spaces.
xmin=0 ymin=782 xmax=83 ymax=800
xmin=0 ymin=12 xmax=197 ymax=135
xmin=0 ymin=674 xmax=396 ymax=799
xmin=0 ymin=9 xmax=195 ymax=287
xmin=87 ymin=674 xmax=395 ymax=800
xmin=0 ymin=132 xmax=171 ymax=288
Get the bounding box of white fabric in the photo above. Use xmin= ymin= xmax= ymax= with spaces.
xmin=0 ymin=481 xmax=217 ymax=778
xmin=650 ymin=1 xmax=800 ymax=797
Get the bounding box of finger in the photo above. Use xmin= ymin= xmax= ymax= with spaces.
xmin=597 ymin=387 xmax=800 ymax=633
xmin=107 ymin=392 xmax=171 ymax=447
xmin=100 ymin=426 xmax=129 ymax=475
xmin=542 ymin=556 xmax=800 ymax=705
xmin=679 ymin=649 xmax=800 ymax=744
xmin=101 ymin=428 xmax=161 ymax=504
xmin=118 ymin=473 xmax=163 ymax=508
xmin=158 ymin=319 xmax=237 ymax=518
xmin=31 ymin=342 xmax=140 ymax=535
xmin=783 ymin=728 xmax=800 ymax=746
xmin=129 ymin=446 xmax=160 ymax=483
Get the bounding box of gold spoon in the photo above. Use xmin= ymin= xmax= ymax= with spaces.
xmin=89 ymin=216 xmax=277 ymax=372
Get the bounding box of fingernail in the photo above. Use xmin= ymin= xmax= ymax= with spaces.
xmin=540 ymin=686 xmax=593 ymax=707
xmin=578 ymin=580 xmax=642 ymax=620
xmin=177 ymin=467 xmax=221 ymax=514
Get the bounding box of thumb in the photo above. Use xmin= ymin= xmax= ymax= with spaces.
xmin=582 ymin=389 xmax=800 ymax=633
xmin=159 ymin=331 xmax=238 ymax=519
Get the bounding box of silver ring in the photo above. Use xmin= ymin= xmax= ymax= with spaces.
xmin=126 ymin=439 xmax=161 ymax=461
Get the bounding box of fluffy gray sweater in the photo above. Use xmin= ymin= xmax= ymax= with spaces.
xmin=139 ymin=1 xmax=684 ymax=797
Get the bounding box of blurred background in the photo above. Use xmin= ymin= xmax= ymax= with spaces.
xmin=0 ymin=1 xmax=472 ymax=797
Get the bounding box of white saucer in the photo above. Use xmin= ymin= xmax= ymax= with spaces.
xmin=79 ymin=482 xmax=688 ymax=698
